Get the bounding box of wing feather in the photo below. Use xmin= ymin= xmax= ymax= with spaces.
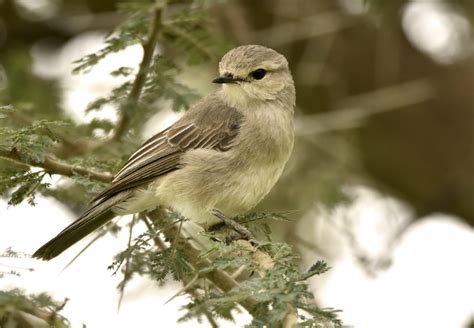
xmin=93 ymin=93 xmax=243 ymax=202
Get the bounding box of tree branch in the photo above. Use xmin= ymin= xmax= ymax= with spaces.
xmin=141 ymin=215 xmax=219 ymax=328
xmin=5 ymin=111 xmax=103 ymax=159
xmin=0 ymin=149 xmax=113 ymax=182
xmin=20 ymin=7 xmax=165 ymax=158
xmin=237 ymin=240 xmax=297 ymax=327
xmin=296 ymin=79 xmax=434 ymax=135
xmin=111 ymin=8 xmax=163 ymax=141
xmin=145 ymin=210 xmax=297 ymax=325
xmin=145 ymin=209 xmax=259 ymax=314
xmin=253 ymin=11 xmax=358 ymax=47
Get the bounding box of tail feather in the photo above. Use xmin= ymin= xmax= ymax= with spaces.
xmin=33 ymin=192 xmax=129 ymax=260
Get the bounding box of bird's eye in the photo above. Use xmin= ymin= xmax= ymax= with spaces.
xmin=251 ymin=68 xmax=266 ymax=80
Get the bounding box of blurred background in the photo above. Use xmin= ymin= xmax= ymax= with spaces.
xmin=0 ymin=0 xmax=473 ymax=327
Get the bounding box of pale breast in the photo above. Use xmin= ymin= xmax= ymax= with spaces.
xmin=153 ymin=104 xmax=294 ymax=225
xmin=220 ymin=105 xmax=294 ymax=211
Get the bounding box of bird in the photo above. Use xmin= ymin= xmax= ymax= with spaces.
xmin=33 ymin=45 xmax=295 ymax=260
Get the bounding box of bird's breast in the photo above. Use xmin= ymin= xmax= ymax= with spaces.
xmin=216 ymin=105 xmax=294 ymax=209
xmin=152 ymin=105 xmax=294 ymax=226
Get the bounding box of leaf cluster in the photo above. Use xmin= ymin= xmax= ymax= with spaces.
xmin=143 ymin=56 xmax=200 ymax=111
xmin=0 ymin=119 xmax=66 ymax=163
xmin=197 ymin=241 xmax=341 ymax=327
xmin=0 ymin=117 xmax=66 ymax=205
xmin=72 ymin=0 xmax=157 ymax=75
xmin=109 ymin=215 xmax=193 ymax=293
xmin=0 ymin=289 xmax=70 ymax=328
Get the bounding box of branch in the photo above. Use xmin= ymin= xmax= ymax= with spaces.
xmin=0 ymin=149 xmax=113 ymax=183
xmin=296 ymin=79 xmax=435 ymax=136
xmin=5 ymin=111 xmax=103 ymax=159
xmin=13 ymin=7 xmax=165 ymax=158
xmin=145 ymin=210 xmax=296 ymax=325
xmin=237 ymin=240 xmax=297 ymax=327
xmin=141 ymin=215 xmax=219 ymax=328
xmin=145 ymin=209 xmax=258 ymax=313
xmin=111 ymin=8 xmax=163 ymax=141
xmin=253 ymin=11 xmax=358 ymax=47
xmin=165 ymin=25 xmax=217 ymax=60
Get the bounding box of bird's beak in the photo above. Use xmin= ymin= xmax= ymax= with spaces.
xmin=212 ymin=73 xmax=239 ymax=84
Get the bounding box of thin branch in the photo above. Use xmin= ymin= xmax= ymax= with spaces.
xmin=144 ymin=210 xmax=296 ymax=324
xmin=10 ymin=7 xmax=165 ymax=158
xmin=117 ymin=214 xmax=137 ymax=311
xmin=145 ymin=209 xmax=259 ymax=313
xmin=5 ymin=110 xmax=102 ymax=159
xmin=165 ymin=25 xmax=217 ymax=60
xmin=141 ymin=214 xmax=168 ymax=250
xmin=0 ymin=149 xmax=113 ymax=182
xmin=296 ymin=79 xmax=435 ymax=136
xmin=253 ymin=11 xmax=358 ymax=47
xmin=165 ymin=274 xmax=199 ymax=305
xmin=141 ymin=214 xmax=224 ymax=328
xmin=237 ymin=240 xmax=297 ymax=327
xmin=61 ymin=228 xmax=109 ymax=272
xmin=111 ymin=8 xmax=163 ymax=141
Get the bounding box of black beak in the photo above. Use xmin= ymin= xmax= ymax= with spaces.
xmin=212 ymin=73 xmax=239 ymax=84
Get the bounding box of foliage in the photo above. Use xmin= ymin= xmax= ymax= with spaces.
xmin=0 ymin=289 xmax=70 ymax=328
xmin=0 ymin=118 xmax=66 ymax=163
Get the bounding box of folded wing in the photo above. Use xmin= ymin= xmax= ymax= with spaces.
xmin=93 ymin=93 xmax=243 ymax=202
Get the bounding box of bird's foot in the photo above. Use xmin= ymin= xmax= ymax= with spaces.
xmin=209 ymin=209 xmax=254 ymax=243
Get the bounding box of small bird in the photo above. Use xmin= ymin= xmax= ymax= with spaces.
xmin=33 ymin=45 xmax=295 ymax=260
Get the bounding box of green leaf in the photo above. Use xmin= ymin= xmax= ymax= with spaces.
xmin=301 ymin=260 xmax=331 ymax=280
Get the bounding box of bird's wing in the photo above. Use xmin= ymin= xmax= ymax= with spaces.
xmin=92 ymin=93 xmax=243 ymax=201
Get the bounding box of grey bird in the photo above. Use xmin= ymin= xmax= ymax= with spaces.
xmin=33 ymin=45 xmax=295 ymax=260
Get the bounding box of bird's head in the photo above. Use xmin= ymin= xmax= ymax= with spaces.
xmin=214 ymin=45 xmax=295 ymax=108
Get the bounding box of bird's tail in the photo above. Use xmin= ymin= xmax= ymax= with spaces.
xmin=33 ymin=192 xmax=128 ymax=260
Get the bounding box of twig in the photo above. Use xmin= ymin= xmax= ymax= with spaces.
xmin=164 ymin=25 xmax=217 ymax=60
xmin=61 ymin=227 xmax=109 ymax=272
xmin=0 ymin=149 xmax=113 ymax=182
xmin=164 ymin=274 xmax=199 ymax=305
xmin=9 ymin=7 xmax=165 ymax=158
xmin=145 ymin=210 xmax=297 ymax=324
xmin=117 ymin=214 xmax=137 ymax=311
xmin=141 ymin=214 xmax=168 ymax=251
xmin=5 ymin=110 xmax=101 ymax=159
xmin=141 ymin=213 xmax=224 ymax=328
xmin=237 ymin=240 xmax=297 ymax=327
xmin=296 ymin=79 xmax=435 ymax=135
xmin=145 ymin=209 xmax=258 ymax=313
xmin=111 ymin=8 xmax=163 ymax=141
xmin=253 ymin=11 xmax=357 ymax=47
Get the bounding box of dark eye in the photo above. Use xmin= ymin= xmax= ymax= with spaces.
xmin=251 ymin=68 xmax=266 ymax=80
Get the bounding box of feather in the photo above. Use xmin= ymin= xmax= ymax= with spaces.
xmin=93 ymin=93 xmax=243 ymax=202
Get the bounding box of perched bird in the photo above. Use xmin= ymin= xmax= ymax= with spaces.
xmin=33 ymin=45 xmax=295 ymax=260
